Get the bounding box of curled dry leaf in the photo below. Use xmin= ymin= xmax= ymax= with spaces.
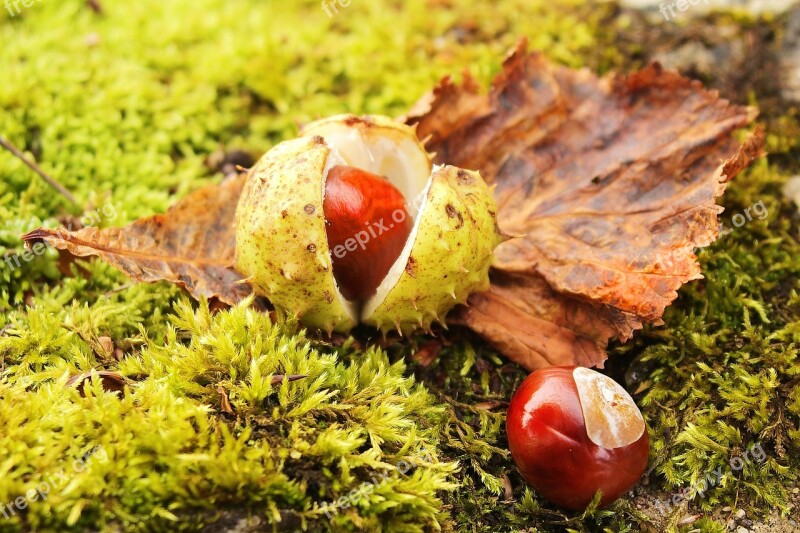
xmin=473 ymin=400 xmax=506 ymax=411
xmin=97 ymin=336 xmax=114 ymax=355
xmin=22 ymin=42 xmax=764 ymax=371
xmin=502 ymin=474 xmax=514 ymax=502
xmin=216 ymin=385 xmax=235 ymax=415
xmin=406 ymin=41 xmax=764 ymax=370
xmin=66 ymin=370 xmax=127 ymax=397
xmin=412 ymin=340 xmax=443 ymax=367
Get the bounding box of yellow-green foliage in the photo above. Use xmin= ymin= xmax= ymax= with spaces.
xmin=617 ymin=154 xmax=800 ymax=520
xmin=1 ymin=298 xmax=458 ymax=531
xmin=1 ymin=0 xmax=799 ymax=532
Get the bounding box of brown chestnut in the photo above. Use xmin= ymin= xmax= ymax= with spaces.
xmin=506 ymin=366 xmax=649 ymax=510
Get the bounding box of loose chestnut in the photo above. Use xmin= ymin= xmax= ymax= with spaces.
xmin=506 ymin=366 xmax=649 ymax=510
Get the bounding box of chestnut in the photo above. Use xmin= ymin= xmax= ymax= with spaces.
xmin=506 ymin=366 xmax=649 ymax=510
xmin=323 ymin=165 xmax=413 ymax=302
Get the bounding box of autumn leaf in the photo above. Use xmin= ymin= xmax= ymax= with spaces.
xmin=24 ymin=174 xmax=258 ymax=308
xmin=406 ymin=41 xmax=764 ymax=369
xmin=66 ymin=371 xmax=127 ymax=397
xmin=22 ymin=42 xmax=764 ymax=370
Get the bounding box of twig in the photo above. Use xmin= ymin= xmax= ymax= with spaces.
xmin=0 ymin=135 xmax=78 ymax=206
xmin=86 ymin=0 xmax=103 ymax=13
xmin=102 ymin=283 xmax=133 ymax=298
xmin=271 ymin=374 xmax=308 ymax=385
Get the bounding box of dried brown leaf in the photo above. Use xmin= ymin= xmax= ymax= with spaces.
xmin=473 ymin=400 xmax=505 ymax=411
xmin=23 ymin=175 xmax=256 ymax=307
xmin=97 ymin=336 xmax=114 ymax=357
xmin=66 ymin=370 xmax=127 ymax=396
xmin=271 ymin=374 xmax=308 ymax=385
xmin=502 ymin=473 xmax=514 ymax=502
xmin=216 ymin=385 xmax=235 ymax=415
xmin=407 ymin=41 xmax=764 ymax=369
xmin=412 ymin=340 xmax=443 ymax=367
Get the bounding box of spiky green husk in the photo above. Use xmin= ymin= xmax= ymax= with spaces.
xmin=363 ymin=166 xmax=503 ymax=334
xmin=235 ymin=136 xmax=357 ymax=333
xmin=237 ymin=116 xmax=501 ymax=337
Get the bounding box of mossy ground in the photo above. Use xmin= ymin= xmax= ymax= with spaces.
xmin=0 ymin=1 xmax=798 ymax=531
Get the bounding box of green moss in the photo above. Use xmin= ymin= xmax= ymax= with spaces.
xmin=1 ymin=298 xmax=459 ymax=531
xmin=615 ymin=159 xmax=800 ymax=526
xmin=1 ymin=0 xmax=798 ymax=531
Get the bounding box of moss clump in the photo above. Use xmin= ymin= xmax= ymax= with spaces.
xmin=1 ymin=298 xmax=457 ymax=531
xmin=610 ymin=159 xmax=800 ymax=530
xmin=1 ymin=0 xmax=799 ymax=531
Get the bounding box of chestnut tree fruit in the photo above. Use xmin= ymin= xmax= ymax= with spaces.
xmin=506 ymin=366 xmax=649 ymax=510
